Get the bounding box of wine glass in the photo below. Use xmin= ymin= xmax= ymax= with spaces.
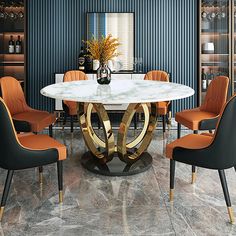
xmin=133 ymin=57 xmax=138 ymax=73
xmin=138 ymin=57 xmax=143 ymax=73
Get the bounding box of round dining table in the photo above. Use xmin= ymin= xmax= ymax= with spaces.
xmin=41 ymin=79 xmax=194 ymax=176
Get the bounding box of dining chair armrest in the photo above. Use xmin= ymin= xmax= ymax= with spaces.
xmin=199 ymin=115 xmax=219 ymax=130
xmin=172 ymin=144 xmax=233 ymax=170
xmin=13 ymin=119 xmax=31 ymax=133
xmin=1 ymin=146 xmax=59 ymax=170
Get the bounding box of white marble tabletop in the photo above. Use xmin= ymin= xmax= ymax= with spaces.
xmin=41 ymin=80 xmax=194 ymax=104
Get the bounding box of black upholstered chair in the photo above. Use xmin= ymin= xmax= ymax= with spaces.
xmin=0 ymin=97 xmax=66 ymax=221
xmin=166 ymin=94 xmax=236 ymax=224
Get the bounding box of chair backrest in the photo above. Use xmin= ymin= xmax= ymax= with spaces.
xmin=200 ymin=76 xmax=229 ymax=114
xmin=63 ymin=70 xmax=88 ymax=82
xmin=208 ymin=94 xmax=236 ymax=169
xmin=0 ymin=76 xmax=30 ymax=115
xmin=144 ymin=70 xmax=169 ymax=82
xmin=0 ymin=97 xmax=23 ymax=169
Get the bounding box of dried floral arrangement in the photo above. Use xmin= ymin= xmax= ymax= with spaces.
xmin=84 ymin=34 xmax=121 ymax=64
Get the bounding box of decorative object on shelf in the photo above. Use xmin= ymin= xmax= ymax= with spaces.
xmin=78 ymin=46 xmax=86 ymax=71
xmin=138 ymin=57 xmax=143 ymax=73
xmin=113 ymin=60 xmax=123 ymax=72
xmin=202 ymin=42 xmax=214 ymax=54
xmin=107 ymin=60 xmax=114 ymax=72
xmin=93 ymin=59 xmax=100 ymax=71
xmin=201 ymin=68 xmax=207 ymax=92
xmin=8 ymin=35 xmax=14 ymax=54
xmin=84 ymin=34 xmax=121 ymax=84
xmin=97 ymin=63 xmax=111 ymax=85
xmin=15 ymin=35 xmax=22 ymax=54
xmin=133 ymin=57 xmax=138 ymax=72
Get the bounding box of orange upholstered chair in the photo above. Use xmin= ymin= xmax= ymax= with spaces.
xmin=0 ymin=76 xmax=56 ymax=136
xmin=63 ymin=70 xmax=88 ymax=133
xmin=0 ymin=97 xmax=66 ymax=221
xmin=175 ymin=76 xmax=229 ymax=183
xmin=144 ymin=70 xmax=170 ymax=133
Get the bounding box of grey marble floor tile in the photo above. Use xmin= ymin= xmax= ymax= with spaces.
xmin=24 ymin=206 xmax=175 ymax=236
xmin=1 ymin=127 xmax=236 ymax=235
xmin=167 ymin=204 xmax=236 ymax=236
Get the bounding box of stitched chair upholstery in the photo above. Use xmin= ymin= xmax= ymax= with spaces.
xmin=166 ymin=94 xmax=236 ymax=224
xmin=63 ymin=70 xmax=88 ymax=132
xmin=0 ymin=76 xmax=56 ymax=135
xmin=144 ymin=70 xmax=170 ymax=133
xmin=0 ymin=97 xmax=66 ymax=221
xmin=174 ymin=76 xmax=229 ymax=183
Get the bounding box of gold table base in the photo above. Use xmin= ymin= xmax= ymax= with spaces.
xmin=78 ymin=102 xmax=158 ymax=175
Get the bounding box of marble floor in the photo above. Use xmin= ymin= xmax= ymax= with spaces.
xmin=1 ymin=123 xmax=236 ymax=236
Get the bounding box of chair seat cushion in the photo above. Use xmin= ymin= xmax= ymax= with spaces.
xmin=166 ymin=134 xmax=213 ymax=159
xmin=13 ymin=110 xmax=56 ymax=133
xmin=156 ymin=101 xmax=169 ymax=115
xmin=18 ymin=133 xmax=66 ymax=161
xmin=137 ymin=102 xmax=169 ymax=115
xmin=64 ymin=101 xmax=77 ymax=116
xmin=175 ymin=108 xmax=218 ymax=130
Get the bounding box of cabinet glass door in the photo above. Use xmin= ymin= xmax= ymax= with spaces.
xmin=200 ymin=0 xmax=230 ymax=103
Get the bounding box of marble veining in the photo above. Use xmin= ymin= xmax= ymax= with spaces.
xmin=40 ymin=80 xmax=195 ymax=104
xmin=1 ymin=123 xmax=236 ymax=235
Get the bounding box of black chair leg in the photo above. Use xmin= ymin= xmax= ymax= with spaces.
xmin=218 ymin=169 xmax=234 ymax=224
xmin=70 ymin=116 xmax=74 ymax=133
xmin=63 ymin=111 xmax=67 ymax=126
xmin=162 ymin=115 xmax=166 ymax=133
xmin=191 ymin=165 xmax=196 ymax=184
xmin=57 ymin=161 xmax=63 ymax=203
xmin=134 ymin=113 xmax=138 ymax=130
xmin=191 ymin=130 xmax=198 ymax=184
xmin=49 ymin=124 xmax=53 ymax=137
xmin=0 ymin=170 xmax=14 ymax=221
xmin=170 ymin=159 xmax=176 ymax=202
xmin=38 ymin=166 xmax=43 ymax=185
xmin=177 ymin=123 xmax=181 ymax=139
xmin=97 ymin=118 xmax=101 ymax=130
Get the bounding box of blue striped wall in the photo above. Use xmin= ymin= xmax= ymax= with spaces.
xmin=27 ymin=0 xmax=198 ymax=112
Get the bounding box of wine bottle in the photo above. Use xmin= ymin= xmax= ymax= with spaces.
xmin=78 ymin=46 xmax=86 ymax=71
xmin=208 ymin=69 xmax=214 ymax=86
xmin=85 ymin=50 xmax=93 ymax=72
xmin=201 ymin=68 xmax=207 ymax=91
xmin=8 ymin=35 xmax=15 ymax=54
xmin=15 ymin=35 xmax=22 ymax=54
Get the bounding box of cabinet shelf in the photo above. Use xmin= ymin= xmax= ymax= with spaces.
xmin=0 ymin=31 xmax=24 ymax=33
xmin=201 ymin=62 xmax=228 ymax=66
xmin=0 ymin=53 xmax=24 ymax=55
xmin=201 ymin=30 xmax=229 ymax=34
xmin=201 ymin=54 xmax=229 ymax=56
xmin=0 ymin=62 xmax=24 ymax=66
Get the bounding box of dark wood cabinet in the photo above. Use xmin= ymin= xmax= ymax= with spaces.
xmin=199 ymin=0 xmax=236 ymax=104
xmin=0 ymin=0 xmax=26 ymax=92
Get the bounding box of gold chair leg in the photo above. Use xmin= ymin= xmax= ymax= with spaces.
xmin=228 ymin=207 xmax=235 ymax=224
xmin=0 ymin=207 xmax=4 ymax=221
xmin=169 ymin=189 xmax=174 ymax=202
xmin=192 ymin=172 xmax=196 ymax=184
xmin=59 ymin=191 xmax=63 ymax=203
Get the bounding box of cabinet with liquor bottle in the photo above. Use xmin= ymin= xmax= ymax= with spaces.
xmin=0 ymin=0 xmax=26 ymax=91
xmin=199 ymin=0 xmax=231 ymax=104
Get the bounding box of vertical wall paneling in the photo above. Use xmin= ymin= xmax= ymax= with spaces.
xmin=27 ymin=0 xmax=197 ymax=113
